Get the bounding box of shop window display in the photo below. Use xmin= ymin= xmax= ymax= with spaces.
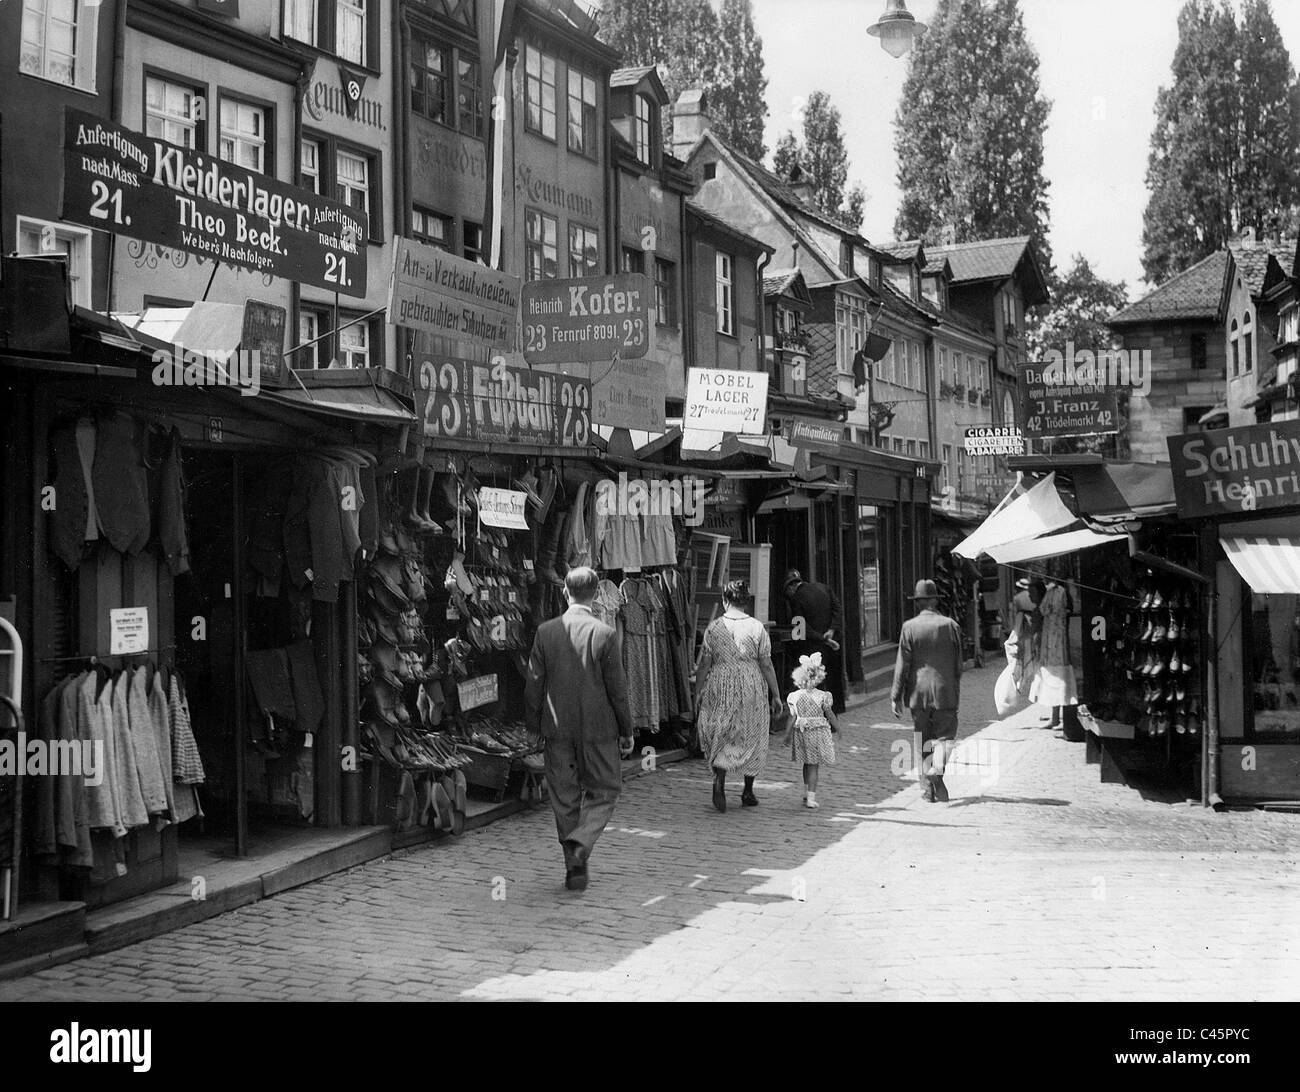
xmin=1248 ymin=592 xmax=1300 ymax=738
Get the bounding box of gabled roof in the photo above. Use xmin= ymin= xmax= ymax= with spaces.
xmin=726 ymin=147 xmax=864 ymax=240
xmin=763 ymin=267 xmax=807 ymax=302
xmin=878 ymin=277 xmax=938 ymax=327
xmin=1229 ymin=240 xmax=1295 ymax=298
xmin=882 ymin=239 xmax=926 ymax=264
xmin=611 ymin=65 xmax=668 ymax=106
xmin=1107 ymin=250 xmax=1231 ymax=327
xmin=685 ymin=201 xmax=773 ymax=257
xmin=926 ymin=235 xmax=1049 ymax=305
xmin=923 ymin=254 xmax=952 ymax=278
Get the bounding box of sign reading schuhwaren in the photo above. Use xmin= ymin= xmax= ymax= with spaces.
xmin=1017 ymin=362 xmax=1119 ymax=440
xmin=521 ymin=274 xmax=650 ymax=364
xmin=416 ymin=357 xmax=591 ymax=447
xmin=388 ymin=237 xmax=519 ymax=347
xmin=60 ymin=108 xmax=367 ymax=296
xmin=1168 ymin=419 xmax=1300 ymax=518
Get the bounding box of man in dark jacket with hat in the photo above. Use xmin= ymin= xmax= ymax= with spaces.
xmin=891 ymin=578 xmax=965 ymax=802
xmin=783 ymin=570 xmax=846 ymax=713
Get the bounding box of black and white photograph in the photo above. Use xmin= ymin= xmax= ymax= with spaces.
xmin=0 ymin=0 xmax=1296 ymax=1045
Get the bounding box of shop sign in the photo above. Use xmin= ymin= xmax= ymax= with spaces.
xmin=416 ymin=356 xmax=591 ymax=448
xmin=109 ymin=607 xmax=149 ymax=656
xmin=1016 ymin=362 xmax=1118 ymax=440
xmin=241 ymin=301 xmax=287 ymax=386
xmin=684 ymin=367 xmax=769 ymax=436
xmin=591 ymin=356 xmax=666 ymax=432
xmin=477 ymin=488 xmax=529 ymax=530
xmin=61 ymin=108 xmax=367 ymax=296
xmin=521 ymin=274 xmax=650 ymax=364
xmin=457 ymin=674 xmax=498 ymax=712
xmin=388 ymin=237 xmax=519 ymax=348
xmin=1167 ymin=419 xmax=1300 ymax=518
xmin=785 ymin=416 xmax=841 ymax=453
xmin=303 ymin=61 xmax=385 ymax=130
xmin=963 ymin=426 xmax=1025 ymax=457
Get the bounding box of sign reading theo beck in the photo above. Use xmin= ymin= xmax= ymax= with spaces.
xmin=388 ymin=237 xmax=519 ymax=348
xmin=1167 ymin=418 xmax=1300 ymax=518
xmin=60 ymin=107 xmax=367 ymax=296
xmin=521 ymin=274 xmax=650 ymax=365
xmin=417 ymin=357 xmax=591 ymax=448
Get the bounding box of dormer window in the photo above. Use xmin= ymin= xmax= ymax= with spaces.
xmin=634 ymin=93 xmax=655 ymax=164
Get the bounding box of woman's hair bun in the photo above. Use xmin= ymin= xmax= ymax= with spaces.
xmin=723 ymin=579 xmax=751 ymax=604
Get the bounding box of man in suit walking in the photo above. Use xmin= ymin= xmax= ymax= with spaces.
xmin=525 ymin=566 xmax=635 ymax=891
xmin=891 ymin=578 xmax=964 ymax=803
xmin=783 ymin=569 xmax=846 ymax=713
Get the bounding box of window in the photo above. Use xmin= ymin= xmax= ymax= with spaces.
xmin=906 ymin=439 xmax=918 ymax=456
xmin=338 ymin=317 xmax=369 ymax=368
xmin=840 ymin=240 xmax=854 ymax=277
xmin=525 ymin=45 xmax=557 ymax=140
xmin=893 ymin=437 xmax=905 ymax=453
xmin=941 ymin=444 xmax=953 ymax=489
xmin=412 ymin=207 xmax=453 ymax=251
xmin=620 ymin=247 xmax=642 ymax=275
xmin=146 ymin=76 xmax=203 ymax=149
xmin=525 ymin=209 xmax=558 ymax=281
xmin=566 ymin=66 xmax=598 ymax=156
xmin=836 ymin=293 xmax=869 ymax=376
xmin=410 ymin=36 xmax=483 ymax=138
xmin=634 ymin=94 xmax=654 ymax=163
xmin=336 ymin=149 xmax=370 ymax=232
xmin=463 ymin=221 xmax=484 ymax=265
xmin=336 ymin=0 xmax=366 ymax=65
xmin=910 ymin=341 xmax=922 ymax=390
xmin=300 ymin=139 xmax=322 ymax=194
xmin=939 ymin=345 xmax=949 ymax=385
xmin=20 ymin=0 xmax=99 ymax=90
xmin=703 ymin=162 xmax=717 ymax=180
xmin=1002 ymin=290 xmax=1017 ymax=333
xmin=716 ymin=252 xmax=734 ymax=336
xmin=220 ymin=99 xmax=269 ymax=174
xmin=1243 ymin=313 xmax=1254 ymax=374
xmin=17 ymin=217 xmax=92 ymax=309
xmin=654 ymin=259 xmax=676 ymax=327
xmin=918 ymin=440 xmax=929 ymax=458
xmin=1231 ymin=319 xmax=1240 ymax=376
xmin=568 ymin=223 xmax=599 ymax=278
xmin=1190 ymin=332 xmax=1207 ymax=370
xmin=284 ymin=0 xmax=317 ymax=47
xmin=298 ymin=309 xmax=376 ymax=368
xmin=298 ymin=310 xmax=324 ymax=369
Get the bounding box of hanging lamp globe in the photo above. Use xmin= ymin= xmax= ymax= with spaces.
xmin=867 ymin=0 xmax=927 ymax=58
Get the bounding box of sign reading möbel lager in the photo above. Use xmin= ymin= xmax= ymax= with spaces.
xmin=1168 ymin=419 xmax=1300 ymax=517
xmin=521 ymin=274 xmax=650 ymax=364
xmin=60 ymin=107 xmax=367 ymax=295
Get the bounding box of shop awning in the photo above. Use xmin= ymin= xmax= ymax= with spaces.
xmin=952 ymin=473 xmax=1076 ymax=559
xmin=1221 ymin=535 xmax=1300 ymax=593
xmin=267 ymin=383 xmax=417 ymax=426
xmin=1072 ymin=461 xmax=1178 ymax=520
xmin=986 ymin=527 xmax=1126 ymax=565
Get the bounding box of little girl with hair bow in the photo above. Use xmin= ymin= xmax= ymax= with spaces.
xmin=787 ymin=651 xmax=839 ymax=808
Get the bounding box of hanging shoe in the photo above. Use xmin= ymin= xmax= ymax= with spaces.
xmin=1150 ymin=653 xmax=1166 ymax=678
xmin=1140 ymin=617 xmax=1155 ymax=643
xmin=1151 ymin=589 xmax=1165 ymax=610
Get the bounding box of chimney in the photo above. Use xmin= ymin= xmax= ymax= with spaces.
xmin=672 ymin=88 xmax=710 ymax=159
xmin=787 ymin=162 xmax=816 ymax=207
xmin=1239 ymin=225 xmax=1257 ymax=250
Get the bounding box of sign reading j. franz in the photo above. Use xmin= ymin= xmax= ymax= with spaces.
xmin=1168 ymin=418 xmax=1300 ymax=518
xmin=388 ymin=237 xmax=519 ymax=348
xmin=60 ymin=108 xmax=367 ymax=295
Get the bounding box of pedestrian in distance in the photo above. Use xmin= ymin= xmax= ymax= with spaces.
xmin=695 ymin=579 xmax=784 ymax=812
xmin=783 ymin=569 xmax=846 ymax=713
xmin=524 ymin=566 xmax=635 ymax=892
xmin=786 ymin=651 xmax=839 ymax=809
xmin=891 ymin=578 xmax=964 ymax=803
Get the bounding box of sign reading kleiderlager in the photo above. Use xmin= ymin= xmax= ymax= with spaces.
xmin=963 ymin=426 xmax=1025 ymax=457
xmin=1017 ymin=362 xmax=1119 ymax=440
xmin=388 ymin=237 xmax=519 ymax=347
xmin=521 ymin=274 xmax=650 ymax=364
xmin=60 ymin=107 xmax=367 ymax=296
xmin=1167 ymin=418 xmax=1300 ymax=518
xmin=684 ymin=368 xmax=769 ymax=436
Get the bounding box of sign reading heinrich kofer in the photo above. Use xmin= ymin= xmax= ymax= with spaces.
xmin=60 ymin=108 xmax=367 ymax=296
xmin=521 ymin=274 xmax=650 ymax=364
xmin=1167 ymin=419 xmax=1300 ymax=518
xmin=387 ymin=237 xmax=519 ymax=348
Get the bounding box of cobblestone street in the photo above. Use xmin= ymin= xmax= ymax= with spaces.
xmin=4 ymin=665 xmax=1298 ymax=1002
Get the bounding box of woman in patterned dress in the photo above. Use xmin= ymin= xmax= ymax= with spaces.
xmin=786 ymin=652 xmax=838 ymax=809
xmin=695 ymin=580 xmax=784 ymax=812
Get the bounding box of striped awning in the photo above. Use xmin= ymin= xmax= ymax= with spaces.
xmin=1222 ymin=536 xmax=1300 ymax=593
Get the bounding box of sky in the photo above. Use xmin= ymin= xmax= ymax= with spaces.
xmin=748 ymin=0 xmax=1300 ymax=297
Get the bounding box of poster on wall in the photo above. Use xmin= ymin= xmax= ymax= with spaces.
xmin=109 ymin=608 xmax=149 ymax=656
xmin=60 ymin=107 xmax=367 ymax=296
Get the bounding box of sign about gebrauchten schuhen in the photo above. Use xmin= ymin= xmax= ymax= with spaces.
xmin=1017 ymin=361 xmax=1119 ymax=440
xmin=388 ymin=236 xmax=519 ymax=348
xmin=520 ymin=274 xmax=650 ymax=364
xmin=1168 ymin=418 xmax=1300 ymax=518
xmin=61 ymin=107 xmax=367 ymax=296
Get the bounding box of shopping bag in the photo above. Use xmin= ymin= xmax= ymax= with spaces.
xmin=994 ymin=662 xmax=1020 ymax=717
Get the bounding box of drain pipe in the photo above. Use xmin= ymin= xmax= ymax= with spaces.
xmin=1205 ymin=578 xmax=1224 ymax=810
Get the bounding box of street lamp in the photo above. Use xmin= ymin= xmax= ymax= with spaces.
xmin=867 ymin=0 xmax=927 ymax=58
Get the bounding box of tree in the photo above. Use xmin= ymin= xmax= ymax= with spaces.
xmin=710 ymin=0 xmax=768 ymax=160
xmin=892 ymin=0 xmax=1052 ymax=270
xmin=1024 ymin=254 xmax=1131 ymax=455
xmin=1142 ymin=0 xmax=1300 ymax=284
xmin=599 ymin=0 xmax=767 ymax=158
xmin=771 ymin=91 xmax=862 ymax=225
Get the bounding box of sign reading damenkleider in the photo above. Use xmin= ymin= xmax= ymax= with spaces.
xmin=417 ymin=357 xmax=591 ymax=448
xmin=1017 ymin=362 xmax=1119 ymax=440
xmin=1167 ymin=419 xmax=1300 ymax=518
xmin=60 ymin=107 xmax=367 ymax=296
xmin=388 ymin=237 xmax=519 ymax=348
xmin=521 ymin=274 xmax=650 ymax=364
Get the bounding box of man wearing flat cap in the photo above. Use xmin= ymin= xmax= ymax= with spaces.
xmin=891 ymin=578 xmax=964 ymax=802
